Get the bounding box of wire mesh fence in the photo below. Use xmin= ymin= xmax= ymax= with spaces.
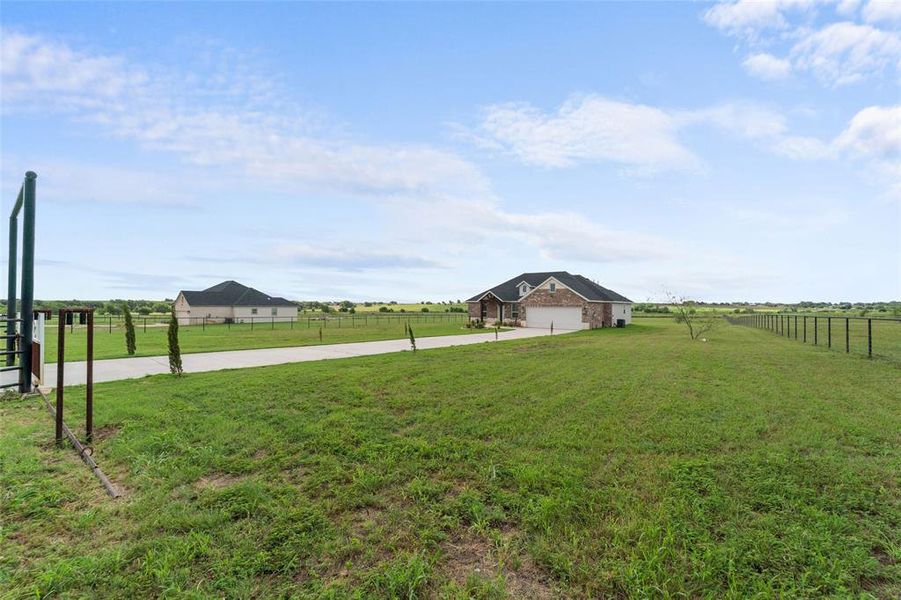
xmin=726 ymin=314 xmax=901 ymax=361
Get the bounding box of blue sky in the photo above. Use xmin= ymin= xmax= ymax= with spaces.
xmin=1 ymin=1 xmax=899 ymax=303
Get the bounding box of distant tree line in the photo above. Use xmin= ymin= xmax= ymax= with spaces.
xmin=635 ymin=301 xmax=900 ymax=316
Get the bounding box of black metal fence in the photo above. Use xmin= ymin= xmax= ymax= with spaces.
xmin=727 ymin=314 xmax=901 ymax=361
xmin=50 ymin=311 xmax=469 ymax=334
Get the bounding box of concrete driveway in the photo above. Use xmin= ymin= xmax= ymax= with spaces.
xmin=43 ymin=327 xmax=564 ymax=386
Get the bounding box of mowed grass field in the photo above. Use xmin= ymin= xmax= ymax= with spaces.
xmin=2 ymin=319 xmax=899 ymax=598
xmin=43 ymin=316 xmax=471 ymax=362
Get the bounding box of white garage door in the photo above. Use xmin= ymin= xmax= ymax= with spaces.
xmin=526 ymin=307 xmax=583 ymax=330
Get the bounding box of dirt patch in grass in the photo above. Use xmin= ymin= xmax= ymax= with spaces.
xmin=440 ymin=526 xmax=556 ymax=599
xmin=92 ymin=423 xmax=122 ymax=441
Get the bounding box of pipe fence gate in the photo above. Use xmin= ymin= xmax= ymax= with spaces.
xmin=726 ymin=313 xmax=901 ymax=361
xmin=2 ymin=172 xmax=37 ymax=393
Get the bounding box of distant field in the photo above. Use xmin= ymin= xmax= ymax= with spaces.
xmin=352 ymin=303 xmax=467 ymax=313
xmin=44 ymin=314 xmax=470 ymax=362
xmin=3 ymin=318 xmax=898 ymax=597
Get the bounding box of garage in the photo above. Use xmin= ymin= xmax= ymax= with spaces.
xmin=525 ymin=306 xmax=584 ymax=330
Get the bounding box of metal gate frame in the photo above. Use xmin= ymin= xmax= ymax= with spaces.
xmin=3 ymin=171 xmax=36 ymax=393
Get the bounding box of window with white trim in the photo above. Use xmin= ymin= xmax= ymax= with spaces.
xmin=549 ymin=282 xmax=556 ymax=293
xmin=251 ymin=308 xmax=258 ymax=315
xmin=271 ymin=307 xmax=278 ymax=316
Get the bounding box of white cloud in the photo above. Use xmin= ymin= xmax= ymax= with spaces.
xmin=0 ymin=30 xmax=148 ymax=108
xmin=770 ymin=135 xmax=834 ymax=159
xmin=834 ymin=104 xmax=901 ymax=157
xmin=680 ymin=102 xmax=789 ymax=140
xmin=862 ymin=0 xmax=901 ymax=24
xmin=471 ymin=95 xmax=699 ymax=172
xmin=743 ymin=52 xmax=793 ymax=79
xmin=836 ymin=0 xmax=861 ymax=17
xmin=791 ymin=21 xmax=901 ymax=85
xmin=468 ymin=96 xmax=801 ymax=172
xmin=702 ymin=0 xmax=817 ymax=38
xmin=702 ymin=2 xmax=901 ymax=86
xmin=833 ymin=105 xmax=901 ymax=198
xmin=0 ymin=158 xmax=200 ymax=207
xmin=0 ymin=30 xmax=489 ymax=201
xmin=271 ymin=244 xmax=446 ymax=271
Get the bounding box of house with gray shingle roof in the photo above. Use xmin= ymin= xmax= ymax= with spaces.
xmin=174 ymin=280 xmax=297 ymax=325
xmin=467 ymin=272 xmax=632 ymax=329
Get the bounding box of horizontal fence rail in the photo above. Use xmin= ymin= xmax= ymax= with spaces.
xmin=44 ymin=311 xmax=469 ymax=334
xmin=726 ymin=313 xmax=901 ymax=361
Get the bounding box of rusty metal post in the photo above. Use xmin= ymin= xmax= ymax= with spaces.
xmin=56 ymin=309 xmax=66 ymax=444
xmin=86 ymin=310 xmax=94 ymax=443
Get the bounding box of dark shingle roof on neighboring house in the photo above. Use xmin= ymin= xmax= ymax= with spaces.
xmin=179 ymin=281 xmax=295 ymax=307
xmin=466 ymin=272 xmax=632 ymax=303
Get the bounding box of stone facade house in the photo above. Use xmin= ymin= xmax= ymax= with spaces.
xmin=466 ymin=272 xmax=632 ymax=329
xmin=174 ymin=280 xmax=298 ymax=325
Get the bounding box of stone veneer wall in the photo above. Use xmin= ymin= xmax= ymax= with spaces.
xmin=468 ymin=302 xmax=480 ymax=319
xmin=602 ymin=303 xmax=613 ymax=327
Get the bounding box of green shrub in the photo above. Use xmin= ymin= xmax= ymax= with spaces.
xmin=167 ymin=308 xmax=183 ymax=375
xmin=123 ymin=303 xmax=136 ymax=356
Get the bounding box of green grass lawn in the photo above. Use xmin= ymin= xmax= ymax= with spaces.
xmin=3 ymin=319 xmax=899 ymax=598
xmin=43 ymin=317 xmax=473 ymax=362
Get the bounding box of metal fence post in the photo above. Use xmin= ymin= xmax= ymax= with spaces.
xmin=814 ymin=317 xmax=818 ymax=345
xmin=6 ymin=186 xmax=20 ymax=368
xmin=56 ymin=309 xmax=66 ymax=444
xmin=845 ymin=318 xmax=849 ymax=353
xmin=19 ymin=172 xmax=36 ymax=393
xmin=794 ymin=316 xmax=798 ymax=339
xmin=108 ymin=316 xmax=112 ymax=333
xmin=803 ymin=316 xmax=807 ymax=342
xmin=86 ymin=310 xmax=94 ymax=442
xmin=827 ymin=317 xmax=832 ymax=349
xmin=868 ymin=319 xmax=872 ymax=357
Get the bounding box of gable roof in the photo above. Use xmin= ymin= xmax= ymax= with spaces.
xmin=178 ymin=281 xmax=295 ymax=307
xmin=466 ymin=272 xmax=632 ymax=303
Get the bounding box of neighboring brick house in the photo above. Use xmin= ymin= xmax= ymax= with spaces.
xmin=466 ymin=272 xmax=632 ymax=329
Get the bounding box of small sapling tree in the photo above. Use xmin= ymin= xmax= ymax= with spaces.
xmin=167 ymin=307 xmax=183 ymax=375
xmin=666 ymin=291 xmax=719 ymax=340
xmin=123 ymin=303 xmax=136 ymax=356
xmin=409 ymin=325 xmax=416 ymax=352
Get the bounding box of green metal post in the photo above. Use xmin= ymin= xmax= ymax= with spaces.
xmin=19 ymin=172 xmax=36 ymax=393
xmin=6 ymin=187 xmax=21 ymax=366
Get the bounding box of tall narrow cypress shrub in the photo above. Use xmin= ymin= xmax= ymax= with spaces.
xmin=123 ymin=303 xmax=136 ymax=355
xmin=408 ymin=325 xmax=416 ymax=352
xmin=167 ymin=307 xmax=183 ymax=375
